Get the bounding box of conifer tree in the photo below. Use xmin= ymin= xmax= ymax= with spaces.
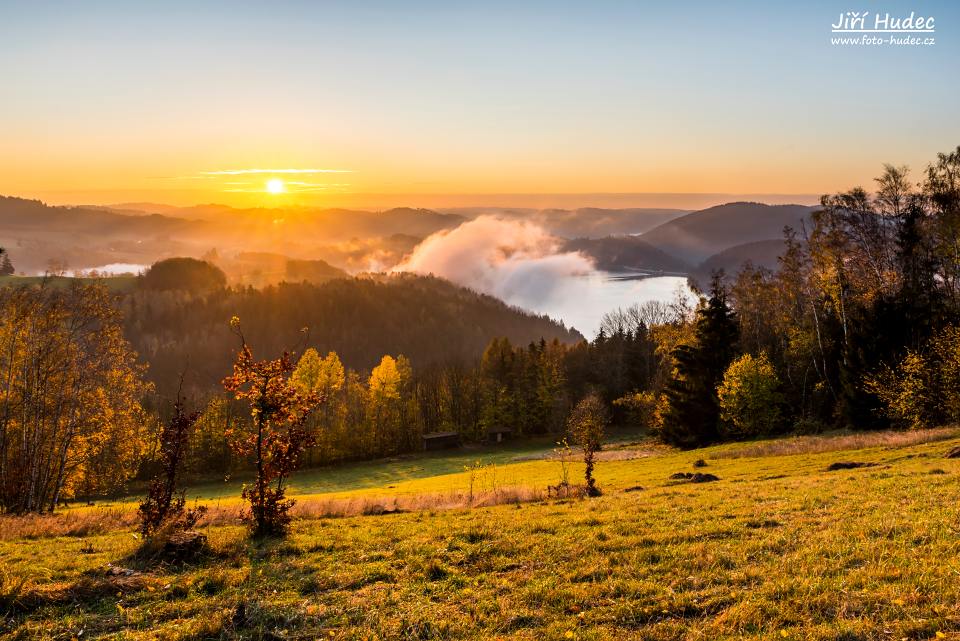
xmin=660 ymin=272 xmax=739 ymax=448
xmin=0 ymin=248 xmax=13 ymax=276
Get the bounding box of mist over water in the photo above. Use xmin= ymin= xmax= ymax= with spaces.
xmin=396 ymin=216 xmax=693 ymax=337
xmin=522 ymin=273 xmax=691 ymax=338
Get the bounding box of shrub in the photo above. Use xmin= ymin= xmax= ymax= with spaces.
xmin=866 ymin=325 xmax=960 ymax=429
xmin=716 ymin=352 xmax=784 ymax=439
xmin=567 ymin=392 xmax=610 ymax=497
xmin=138 ymin=395 xmax=206 ymax=537
xmin=613 ymin=391 xmax=664 ymax=432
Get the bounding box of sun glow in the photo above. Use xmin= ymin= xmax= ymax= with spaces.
xmin=266 ymin=178 xmax=286 ymax=194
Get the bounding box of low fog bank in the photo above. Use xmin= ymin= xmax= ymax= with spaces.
xmin=396 ymin=216 xmax=692 ymax=336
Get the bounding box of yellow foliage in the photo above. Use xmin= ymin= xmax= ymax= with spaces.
xmin=717 ymin=352 xmax=783 ymax=439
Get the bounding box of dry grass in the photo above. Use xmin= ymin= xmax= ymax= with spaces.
xmin=234 ymin=486 xmax=545 ymax=521
xmin=0 ymin=507 xmax=138 ymax=541
xmin=712 ymin=426 xmax=959 ymax=459
xmin=4 ymin=429 xmax=960 ymax=640
xmin=0 ymin=486 xmax=549 ymax=540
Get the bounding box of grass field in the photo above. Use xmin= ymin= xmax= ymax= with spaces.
xmin=3 ymin=428 xmax=960 ymax=640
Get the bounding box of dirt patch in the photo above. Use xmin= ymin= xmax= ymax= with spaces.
xmin=669 ymin=472 xmax=720 ymax=483
xmin=826 ymin=461 xmax=879 ymax=471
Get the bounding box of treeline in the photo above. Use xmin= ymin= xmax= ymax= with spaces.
xmin=171 ymin=329 xmax=664 ymax=474
xmin=122 ymin=273 xmax=582 ymax=398
xmin=651 ymin=147 xmax=960 ymax=446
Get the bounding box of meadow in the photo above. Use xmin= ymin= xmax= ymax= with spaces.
xmin=2 ymin=428 xmax=960 ymax=640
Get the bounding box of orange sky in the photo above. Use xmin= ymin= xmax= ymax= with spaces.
xmin=2 ymin=2 xmax=957 ymax=209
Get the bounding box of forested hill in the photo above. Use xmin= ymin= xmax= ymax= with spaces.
xmin=122 ymin=273 xmax=583 ymax=395
xmin=640 ymin=202 xmax=815 ymax=263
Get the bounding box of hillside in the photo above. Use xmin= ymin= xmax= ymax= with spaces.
xmin=692 ymin=239 xmax=790 ymax=286
xmin=3 ymin=428 xmax=959 ymax=639
xmin=122 ymin=273 xmax=583 ymax=395
xmin=641 ymin=202 xmax=815 ymax=263
xmin=0 ymin=196 xmax=198 ymax=234
xmin=564 ymin=235 xmax=692 ymax=274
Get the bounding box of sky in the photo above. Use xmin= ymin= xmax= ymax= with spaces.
xmin=1 ymin=0 xmax=958 ymax=208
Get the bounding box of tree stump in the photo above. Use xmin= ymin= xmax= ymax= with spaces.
xmin=161 ymin=530 xmax=208 ymax=561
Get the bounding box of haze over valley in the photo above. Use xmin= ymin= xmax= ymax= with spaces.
xmin=0 ymin=194 xmax=820 ymax=335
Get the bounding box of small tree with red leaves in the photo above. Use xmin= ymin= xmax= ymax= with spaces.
xmin=222 ymin=317 xmax=322 ymax=536
xmin=138 ymin=392 xmax=205 ymax=537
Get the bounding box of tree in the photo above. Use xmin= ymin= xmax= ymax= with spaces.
xmin=0 ymin=283 xmax=150 ymax=513
xmin=138 ymin=390 xmax=206 ymax=537
xmin=479 ymin=338 xmax=518 ymax=435
xmin=222 ymin=318 xmax=322 ymax=536
xmin=367 ymin=354 xmax=413 ymax=455
xmin=0 ymin=248 xmax=14 ymax=276
xmin=660 ymin=273 xmax=740 ymax=448
xmin=566 ymin=392 xmax=610 ymax=497
xmin=292 ymin=349 xmax=345 ymax=398
xmin=293 ymin=349 xmax=346 ymax=463
xmin=717 ymin=352 xmax=784 ymax=439
xmin=613 ymin=391 xmax=663 ymax=432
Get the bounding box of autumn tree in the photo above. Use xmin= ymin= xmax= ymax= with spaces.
xmin=567 ymin=392 xmax=610 ymax=497
xmin=222 ymin=318 xmax=322 ymax=536
xmin=367 ymin=354 xmax=413 ymax=454
xmin=293 ymin=349 xmax=346 ymax=462
xmin=0 ymin=282 xmax=149 ymax=513
xmin=717 ymin=352 xmax=784 ymax=439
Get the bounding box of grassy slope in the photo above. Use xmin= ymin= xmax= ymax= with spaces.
xmin=3 ymin=430 xmax=960 ymax=640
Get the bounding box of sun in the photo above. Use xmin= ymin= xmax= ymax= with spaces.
xmin=265 ymin=178 xmax=286 ymax=194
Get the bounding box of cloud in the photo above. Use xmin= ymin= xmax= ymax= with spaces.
xmin=395 ymin=216 xmax=595 ymax=307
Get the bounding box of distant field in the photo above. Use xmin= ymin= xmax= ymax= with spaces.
xmin=2 ymin=428 xmax=960 ymax=640
xmin=0 ymin=275 xmax=137 ymax=292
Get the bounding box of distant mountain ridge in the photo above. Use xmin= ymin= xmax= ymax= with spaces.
xmin=564 ymin=202 xmax=817 ymax=278
xmin=640 ymin=202 xmax=816 ymax=263
xmin=2 ymin=195 xmax=817 ymax=285
xmin=439 ymin=206 xmax=688 ymax=238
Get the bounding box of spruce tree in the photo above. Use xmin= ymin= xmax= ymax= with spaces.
xmin=661 ymin=273 xmax=739 ymax=448
xmin=0 ymin=249 xmax=14 ymax=276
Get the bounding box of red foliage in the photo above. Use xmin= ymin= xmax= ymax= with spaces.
xmin=222 ymin=321 xmax=322 ymax=536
